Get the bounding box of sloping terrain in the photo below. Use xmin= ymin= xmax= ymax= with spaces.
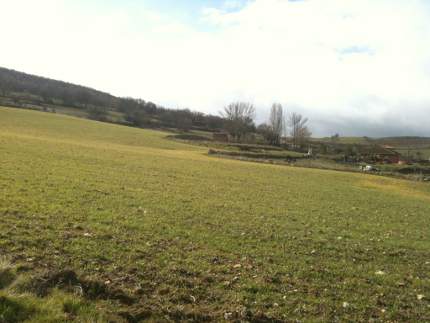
xmin=1 ymin=107 xmax=429 ymax=321
xmin=0 ymin=67 xmax=225 ymax=132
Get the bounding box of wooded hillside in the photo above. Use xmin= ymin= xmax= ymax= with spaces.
xmin=0 ymin=67 xmax=226 ymax=131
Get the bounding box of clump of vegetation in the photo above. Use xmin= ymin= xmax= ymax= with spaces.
xmin=0 ymin=259 xmax=113 ymax=322
xmin=0 ymin=258 xmax=16 ymax=290
xmin=0 ymin=296 xmax=35 ymax=323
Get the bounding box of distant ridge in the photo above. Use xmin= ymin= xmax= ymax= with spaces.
xmin=0 ymin=66 xmax=226 ymax=132
xmin=0 ymin=66 xmax=118 ymax=108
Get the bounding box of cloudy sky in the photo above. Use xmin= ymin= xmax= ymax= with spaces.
xmin=1 ymin=0 xmax=430 ymax=136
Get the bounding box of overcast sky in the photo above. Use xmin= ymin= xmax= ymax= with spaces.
xmin=1 ymin=0 xmax=430 ymax=136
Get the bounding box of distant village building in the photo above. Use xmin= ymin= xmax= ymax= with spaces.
xmin=213 ymin=132 xmax=229 ymax=142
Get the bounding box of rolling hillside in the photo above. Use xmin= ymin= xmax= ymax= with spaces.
xmin=318 ymin=136 xmax=430 ymax=160
xmin=1 ymin=106 xmax=429 ymax=321
xmin=0 ymin=66 xmax=118 ymax=109
xmin=0 ymin=67 xmax=226 ymax=132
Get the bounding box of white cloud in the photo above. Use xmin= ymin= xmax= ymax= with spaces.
xmin=1 ymin=0 xmax=429 ymax=136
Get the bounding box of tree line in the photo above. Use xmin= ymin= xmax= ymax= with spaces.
xmin=0 ymin=67 xmax=311 ymax=146
xmin=0 ymin=67 xmax=118 ymax=109
xmin=117 ymin=97 xmax=226 ymax=131
xmin=0 ymin=67 xmax=227 ymax=131
xmin=221 ymin=101 xmax=311 ymax=147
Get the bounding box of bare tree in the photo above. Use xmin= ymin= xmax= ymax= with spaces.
xmin=257 ymin=123 xmax=276 ymax=144
xmin=268 ymin=103 xmax=285 ymax=146
xmin=220 ymin=102 xmax=256 ymax=141
xmin=288 ymin=112 xmax=311 ymax=148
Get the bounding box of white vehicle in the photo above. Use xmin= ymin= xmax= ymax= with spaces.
xmin=360 ymin=165 xmax=378 ymax=172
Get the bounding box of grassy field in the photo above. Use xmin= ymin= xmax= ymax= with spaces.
xmin=395 ymin=148 xmax=430 ymax=160
xmin=1 ymin=107 xmax=430 ymax=322
xmin=317 ymin=137 xmax=372 ymax=145
xmin=317 ymin=136 xmax=430 ymax=160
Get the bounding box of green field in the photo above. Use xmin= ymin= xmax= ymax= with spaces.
xmin=318 ymin=136 xmax=372 ymax=145
xmin=1 ymin=107 xmax=429 ymax=322
xmin=395 ymin=148 xmax=430 ymax=160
